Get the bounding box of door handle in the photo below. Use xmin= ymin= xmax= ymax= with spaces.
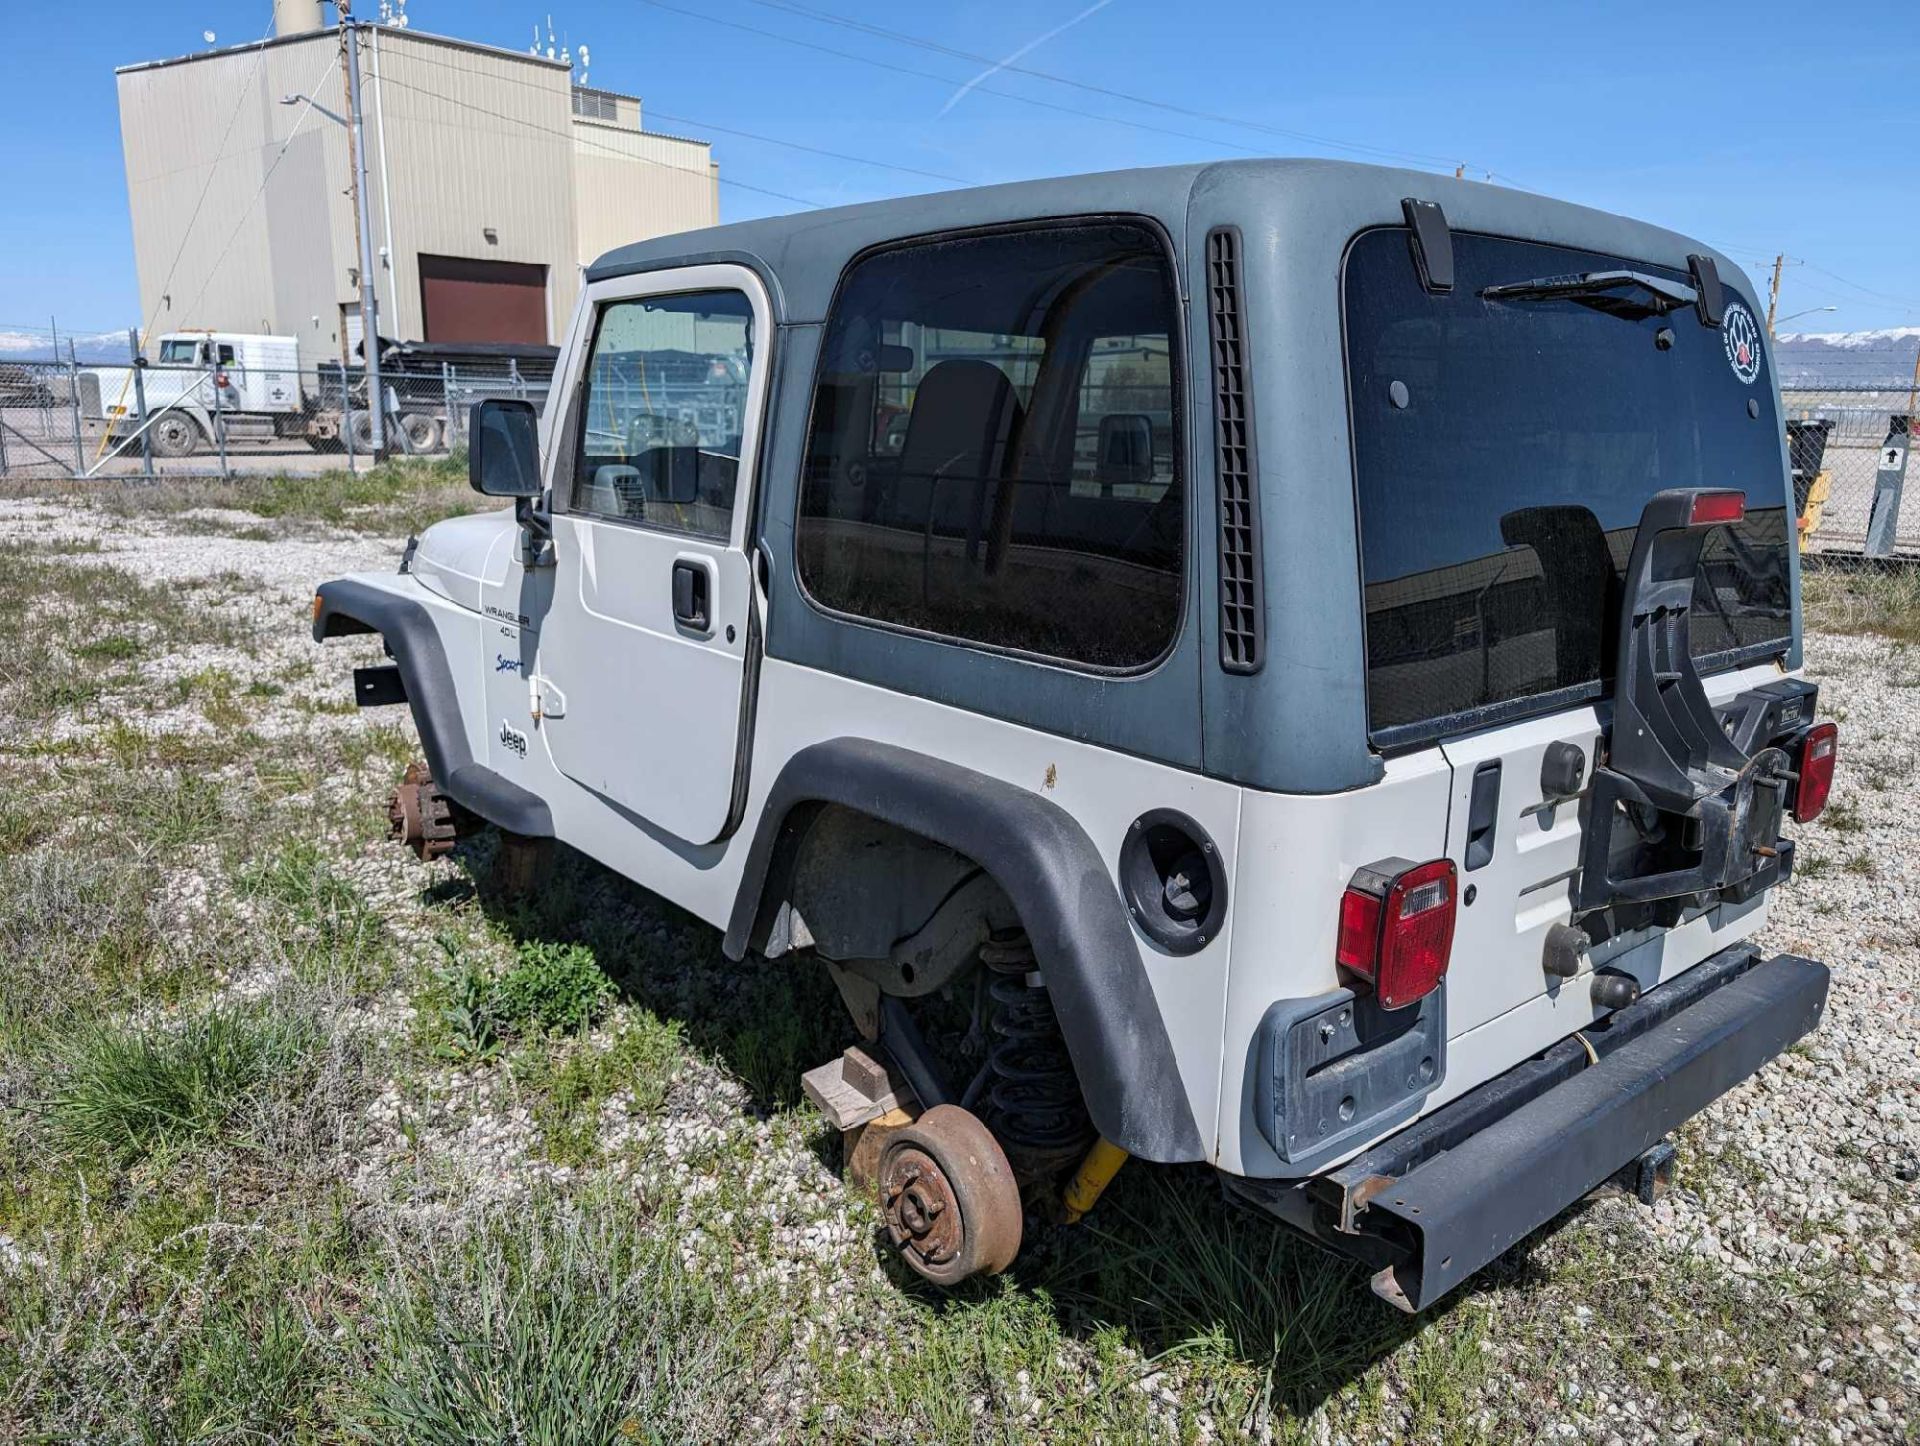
xmin=671 ymin=558 xmax=711 ymax=632
xmin=1464 ymin=760 xmax=1502 ymax=871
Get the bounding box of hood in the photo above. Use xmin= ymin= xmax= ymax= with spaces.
xmin=410 ymin=508 xmax=517 ymax=614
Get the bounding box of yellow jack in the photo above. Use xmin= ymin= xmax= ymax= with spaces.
xmin=1060 ymin=1137 xmax=1130 ymax=1224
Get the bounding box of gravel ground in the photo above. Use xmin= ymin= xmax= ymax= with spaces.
xmin=3 ymin=492 xmax=1915 ymax=1442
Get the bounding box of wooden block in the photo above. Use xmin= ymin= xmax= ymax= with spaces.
xmin=845 ymin=1106 xmax=918 ymax=1193
xmin=801 ymin=1050 xmax=908 ymax=1132
xmin=842 ymin=1043 xmax=902 ymax=1101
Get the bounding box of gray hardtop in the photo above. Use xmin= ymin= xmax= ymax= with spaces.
xmin=585 ymin=158 xmax=1754 ymax=323
xmin=582 ymin=159 xmax=1792 ymax=798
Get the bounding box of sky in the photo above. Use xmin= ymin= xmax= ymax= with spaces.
xmin=2 ymin=0 xmax=1916 ymax=347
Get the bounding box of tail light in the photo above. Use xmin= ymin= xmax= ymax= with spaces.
xmin=1688 ymin=490 xmax=1745 ymax=526
xmin=1792 ymin=722 xmax=1838 ymax=823
xmin=1336 ymin=857 xmax=1458 ymax=1010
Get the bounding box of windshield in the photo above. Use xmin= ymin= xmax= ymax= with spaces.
xmin=1345 ymin=228 xmax=1793 ymax=747
xmin=157 ymin=339 xmax=203 ymax=365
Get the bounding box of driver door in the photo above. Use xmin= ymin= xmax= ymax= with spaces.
xmin=535 ymin=265 xmax=773 ymax=845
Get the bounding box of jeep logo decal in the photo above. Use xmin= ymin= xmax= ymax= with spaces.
xmin=498 ymin=721 xmax=529 ymax=758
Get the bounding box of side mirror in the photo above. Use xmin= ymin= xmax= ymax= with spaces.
xmin=469 ymin=397 xmax=542 ymax=498
xmin=1096 ymin=412 xmax=1155 ymax=491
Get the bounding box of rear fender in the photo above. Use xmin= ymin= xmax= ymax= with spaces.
xmin=725 ymin=737 xmax=1206 ymax=1164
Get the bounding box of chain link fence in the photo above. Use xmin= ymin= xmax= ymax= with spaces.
xmin=0 ymin=354 xmax=553 ymax=482
xmin=1783 ymin=387 xmax=1917 ymax=561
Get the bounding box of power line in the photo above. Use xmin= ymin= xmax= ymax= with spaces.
xmin=175 ymin=49 xmax=344 ymax=325
xmin=643 ymin=107 xmax=971 ymax=185
xmin=139 ymin=3 xmax=282 ymax=344
xmin=633 ymin=0 xmax=1304 ymax=165
xmin=1801 ymin=263 xmax=1920 ymax=311
xmin=372 ymin=68 xmax=825 ymax=207
xmin=742 ymin=0 xmax=1475 ymax=172
xmin=378 ymin=41 xmax=965 ymax=189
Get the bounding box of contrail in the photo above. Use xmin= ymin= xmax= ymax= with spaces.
xmin=938 ymin=0 xmax=1117 ymax=117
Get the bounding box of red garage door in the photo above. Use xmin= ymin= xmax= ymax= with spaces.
xmin=418 ymin=254 xmax=549 ymax=344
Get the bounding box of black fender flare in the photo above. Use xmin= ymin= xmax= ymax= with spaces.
xmin=724 ymin=738 xmax=1206 ymax=1164
xmin=312 ymin=578 xmax=553 ymax=838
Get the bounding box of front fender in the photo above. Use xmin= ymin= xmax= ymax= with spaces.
xmin=725 ymin=738 xmax=1206 ymax=1164
xmin=313 ymin=576 xmax=553 ymax=838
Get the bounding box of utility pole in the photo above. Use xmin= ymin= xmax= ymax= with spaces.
xmin=338 ymin=1 xmax=386 ymax=459
xmin=1766 ymin=253 xmax=1786 ymax=335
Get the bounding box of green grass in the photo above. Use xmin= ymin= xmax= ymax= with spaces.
xmin=45 ymin=1006 xmax=314 ymax=1165
xmin=354 ymin=1191 xmax=776 ymax=1444
xmin=113 ymin=768 xmax=225 ymax=852
xmin=78 ymin=451 xmax=480 ymax=536
xmin=73 ymin=633 xmax=141 ymax=663
xmin=0 ymin=848 xmax=162 ymax=1054
xmin=1802 ymin=563 xmax=1920 ymax=644
xmin=518 ymin=1013 xmax=685 ymax=1166
xmin=238 ymin=838 xmax=393 ymax=991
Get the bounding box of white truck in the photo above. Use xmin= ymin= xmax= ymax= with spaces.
xmin=81 ymin=333 xmax=308 ymax=458
xmin=79 ymin=331 xmax=558 ymax=458
xmin=313 ymin=161 xmax=1838 ymax=1310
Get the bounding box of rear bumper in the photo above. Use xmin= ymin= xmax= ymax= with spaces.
xmin=1267 ymin=944 xmax=1829 ymax=1311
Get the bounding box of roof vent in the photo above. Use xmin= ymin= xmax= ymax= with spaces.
xmin=1206 ymin=226 xmax=1265 ymax=675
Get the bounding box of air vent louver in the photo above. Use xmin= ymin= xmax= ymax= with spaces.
xmin=1207 ymin=227 xmax=1264 ymax=674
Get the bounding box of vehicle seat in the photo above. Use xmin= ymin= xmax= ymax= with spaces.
xmin=898 ymin=360 xmax=1025 ymax=486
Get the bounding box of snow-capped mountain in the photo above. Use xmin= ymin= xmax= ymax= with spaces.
xmin=1773 ymin=326 xmax=1920 ymax=390
xmin=0 ymin=329 xmax=131 ymax=364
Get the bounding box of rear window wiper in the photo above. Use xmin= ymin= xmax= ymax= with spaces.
xmin=1479 ymin=269 xmax=1698 ymax=320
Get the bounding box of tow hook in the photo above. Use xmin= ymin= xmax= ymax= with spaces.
xmin=1607 ymin=1137 xmax=1678 ymax=1206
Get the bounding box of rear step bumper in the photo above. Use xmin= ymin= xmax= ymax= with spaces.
xmin=1304 ymin=944 xmax=1829 ymax=1311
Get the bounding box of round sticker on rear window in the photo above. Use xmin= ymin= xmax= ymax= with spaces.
xmin=1723 ymin=302 xmax=1762 ymax=385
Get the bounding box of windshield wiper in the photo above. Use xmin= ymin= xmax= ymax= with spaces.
xmin=1480 ymin=269 xmax=1698 ymax=320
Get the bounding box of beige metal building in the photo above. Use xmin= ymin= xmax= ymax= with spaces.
xmin=116 ymin=1 xmax=719 ymax=367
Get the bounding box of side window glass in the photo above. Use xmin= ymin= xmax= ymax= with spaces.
xmin=570 ymin=289 xmax=755 ymax=540
xmin=215 ymin=344 xmax=236 ymax=366
xmin=797 ymin=223 xmax=1184 ymax=670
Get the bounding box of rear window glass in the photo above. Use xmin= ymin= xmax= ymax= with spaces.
xmin=796 ymin=222 xmax=1183 ymax=670
xmin=1345 ymin=227 xmax=1793 ymax=745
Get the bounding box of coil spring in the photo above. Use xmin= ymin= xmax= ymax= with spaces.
xmin=981 ymin=928 xmax=1091 ymax=1157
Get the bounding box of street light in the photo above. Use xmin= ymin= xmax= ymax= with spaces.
xmin=1774 ymin=305 xmax=1838 ymax=330
xmin=281 ymin=92 xmax=348 ymax=128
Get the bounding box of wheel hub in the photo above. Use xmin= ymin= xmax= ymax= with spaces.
xmin=881 ymin=1148 xmax=962 ymax=1268
xmin=388 ymin=762 xmax=458 ymax=861
xmin=872 ymin=1103 xmax=1022 ymax=1284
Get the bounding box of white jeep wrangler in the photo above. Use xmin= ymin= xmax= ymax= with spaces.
xmin=315 ymin=160 xmax=1837 ymax=1310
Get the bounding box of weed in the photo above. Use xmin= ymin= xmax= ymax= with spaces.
xmin=1820 ymin=798 xmax=1864 ymax=835
xmin=46 ymin=1006 xmax=313 ymax=1165
xmin=494 ymin=940 xmax=615 ymax=1036
xmin=83 ymin=453 xmax=479 ymax=536
xmin=0 ymin=849 xmax=161 ymax=1052
xmin=238 ymin=839 xmax=391 ymax=990
xmin=115 ymin=770 xmax=224 ymax=852
xmin=0 ymin=800 xmax=49 ymax=854
xmin=354 ymin=1192 xmax=772 ymax=1443
xmin=75 ymin=634 xmax=142 ymax=663
xmin=1842 ymin=850 xmax=1876 ymax=877
xmin=1802 ymin=564 xmax=1920 ymax=644
xmin=520 ymin=1013 xmax=684 ymax=1165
